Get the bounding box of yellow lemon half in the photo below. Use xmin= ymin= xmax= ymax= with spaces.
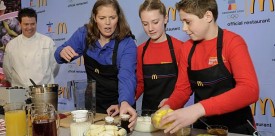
xmin=151 ymin=109 xmax=173 ymax=129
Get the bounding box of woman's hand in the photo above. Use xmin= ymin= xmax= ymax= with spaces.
xmin=106 ymin=105 xmax=119 ymax=117
xmin=119 ymin=101 xmax=137 ymax=131
xmin=60 ymin=46 xmax=79 ymax=62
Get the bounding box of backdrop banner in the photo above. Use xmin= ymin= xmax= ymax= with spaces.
xmin=0 ymin=0 xmax=21 ymax=87
xmin=21 ymin=0 xmax=275 ymax=132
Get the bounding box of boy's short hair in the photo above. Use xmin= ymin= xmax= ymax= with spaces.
xmin=18 ymin=8 xmax=37 ymax=23
xmin=176 ymin=0 xmax=218 ymax=21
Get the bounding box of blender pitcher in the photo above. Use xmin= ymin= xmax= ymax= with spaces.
xmin=85 ymin=80 xmax=96 ymax=117
xmin=69 ymin=79 xmax=96 ymax=117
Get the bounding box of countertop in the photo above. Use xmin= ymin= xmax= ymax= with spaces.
xmin=0 ymin=113 xmax=248 ymax=136
xmin=59 ymin=127 xmax=248 ymax=136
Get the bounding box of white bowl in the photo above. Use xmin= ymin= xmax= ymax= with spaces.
xmin=71 ymin=110 xmax=88 ymax=122
xmin=134 ymin=109 xmax=159 ymax=133
xmin=134 ymin=116 xmax=159 ymax=132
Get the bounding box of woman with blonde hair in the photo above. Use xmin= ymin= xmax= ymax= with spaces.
xmin=136 ymin=0 xmax=184 ymax=111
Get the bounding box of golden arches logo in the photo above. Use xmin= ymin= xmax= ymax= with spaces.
xmin=56 ymin=22 xmax=68 ymax=34
xmin=58 ymin=86 xmax=69 ymax=97
xmin=94 ymin=68 xmax=100 ymax=74
xmin=76 ymin=56 xmax=84 ymax=66
xmin=250 ymin=0 xmax=274 ymax=13
xmin=37 ymin=0 xmax=47 ymax=7
xmin=251 ymin=98 xmax=275 ymax=117
xmin=152 ymin=74 xmax=158 ymax=80
xmin=197 ymin=81 xmax=204 ymax=87
xmin=167 ymin=7 xmax=177 ymax=21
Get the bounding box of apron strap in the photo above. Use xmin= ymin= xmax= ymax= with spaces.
xmin=188 ymin=26 xmax=229 ymax=76
xmin=142 ymin=34 xmax=177 ymax=67
xmin=166 ymin=34 xmax=178 ymax=69
xmin=112 ymin=40 xmax=119 ymax=65
xmin=216 ymin=27 xmax=231 ymax=77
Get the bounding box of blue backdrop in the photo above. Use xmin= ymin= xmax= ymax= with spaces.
xmin=21 ymin=0 xmax=275 ymax=132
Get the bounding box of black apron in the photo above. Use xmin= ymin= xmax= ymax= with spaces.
xmin=84 ymin=40 xmax=119 ymax=113
xmin=142 ymin=34 xmax=178 ymax=111
xmin=187 ymin=28 xmax=255 ymax=135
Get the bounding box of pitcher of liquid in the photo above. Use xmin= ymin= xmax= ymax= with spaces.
xmin=26 ymin=103 xmax=60 ymax=136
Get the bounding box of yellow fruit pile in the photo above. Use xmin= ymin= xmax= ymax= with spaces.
xmin=151 ymin=109 xmax=173 ymax=129
xmin=84 ymin=124 xmax=127 ymax=136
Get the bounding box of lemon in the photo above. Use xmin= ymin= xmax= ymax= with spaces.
xmin=151 ymin=109 xmax=174 ymax=129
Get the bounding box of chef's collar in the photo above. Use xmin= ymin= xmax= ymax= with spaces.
xmin=22 ymin=32 xmax=37 ymax=40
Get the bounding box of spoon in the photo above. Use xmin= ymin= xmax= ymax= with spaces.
xmin=247 ymin=120 xmax=261 ymax=136
xmin=94 ymin=118 xmax=105 ymax=123
xmin=199 ymin=118 xmax=212 ymax=129
xmin=29 ymin=78 xmax=37 ymax=87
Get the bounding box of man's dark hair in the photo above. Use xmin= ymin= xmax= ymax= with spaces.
xmin=18 ymin=8 xmax=37 ymax=23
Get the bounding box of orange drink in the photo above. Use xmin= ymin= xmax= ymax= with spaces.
xmin=5 ymin=110 xmax=27 ymax=136
xmin=4 ymin=103 xmax=27 ymax=136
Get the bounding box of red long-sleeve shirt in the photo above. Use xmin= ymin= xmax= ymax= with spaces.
xmin=135 ymin=36 xmax=184 ymax=99
xmin=164 ymin=29 xmax=259 ymax=116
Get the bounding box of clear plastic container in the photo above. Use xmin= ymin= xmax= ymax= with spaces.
xmin=105 ymin=116 xmax=114 ymax=125
xmin=70 ymin=110 xmax=90 ymax=136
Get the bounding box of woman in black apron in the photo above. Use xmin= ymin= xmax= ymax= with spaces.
xmin=136 ymin=0 xmax=183 ymax=113
xmin=54 ymin=0 xmax=137 ymax=130
xmin=160 ymin=0 xmax=259 ymax=135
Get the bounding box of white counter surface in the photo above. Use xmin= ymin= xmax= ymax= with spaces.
xmin=60 ymin=127 xmax=249 ymax=136
xmin=0 ymin=114 xmax=248 ymax=136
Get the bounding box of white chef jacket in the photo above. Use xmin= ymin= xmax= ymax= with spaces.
xmin=3 ymin=32 xmax=58 ymax=88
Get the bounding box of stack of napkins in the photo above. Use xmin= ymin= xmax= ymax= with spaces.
xmin=0 ymin=119 xmax=5 ymax=135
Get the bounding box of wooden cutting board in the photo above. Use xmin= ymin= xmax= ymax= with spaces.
xmin=60 ymin=113 xmax=119 ymax=128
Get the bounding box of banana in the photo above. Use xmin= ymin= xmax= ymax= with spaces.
xmin=90 ymin=124 xmax=104 ymax=130
xmin=104 ymin=130 xmax=117 ymax=136
xmin=98 ymin=131 xmax=114 ymax=136
xmin=3 ymin=21 xmax=18 ymax=37
xmin=118 ymin=128 xmax=127 ymax=136
xmin=105 ymin=125 xmax=118 ymax=131
xmin=85 ymin=124 xmax=126 ymax=136
xmin=88 ymin=125 xmax=105 ymax=136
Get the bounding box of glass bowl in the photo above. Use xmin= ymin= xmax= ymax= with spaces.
xmin=207 ymin=125 xmax=228 ymax=136
xmin=176 ymin=126 xmax=191 ymax=136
